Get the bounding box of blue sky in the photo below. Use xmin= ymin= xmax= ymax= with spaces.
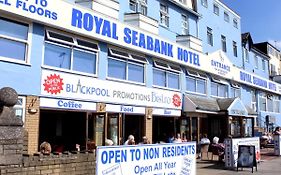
xmin=222 ymin=0 xmax=281 ymax=50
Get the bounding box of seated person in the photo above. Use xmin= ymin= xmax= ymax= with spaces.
xmin=211 ymin=136 xmax=225 ymax=161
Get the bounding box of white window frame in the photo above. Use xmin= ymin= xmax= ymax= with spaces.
xmin=254 ymin=54 xmax=258 ymax=69
xmin=44 ymin=29 xmax=99 ymax=75
xmin=213 ymin=4 xmax=219 ymax=15
xmin=233 ymin=41 xmax=237 ymax=57
xmin=221 ymin=35 xmax=227 ymax=52
xmin=233 ymin=18 xmax=238 ymax=28
xmin=129 ymin=0 xmax=148 ymax=16
xmin=262 ymin=59 xmax=266 ymax=71
xmin=207 ymin=27 xmax=213 ymax=46
xmin=0 ymin=17 xmax=32 ymax=65
xmin=186 ymin=69 xmax=207 ymax=95
xmin=211 ymin=77 xmax=228 ymax=98
xmin=224 ymin=11 xmax=229 ymax=22
xmin=181 ymin=14 xmax=189 ymax=35
xmin=160 ymin=3 xmax=169 ymax=27
xmin=201 ymin=0 xmax=208 ymax=8
xmin=13 ymin=96 xmax=26 ymax=124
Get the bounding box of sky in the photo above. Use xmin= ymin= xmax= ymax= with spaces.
xmin=221 ymin=0 xmax=281 ymax=50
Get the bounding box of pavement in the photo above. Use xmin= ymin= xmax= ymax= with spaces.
xmin=196 ymin=148 xmax=281 ymax=175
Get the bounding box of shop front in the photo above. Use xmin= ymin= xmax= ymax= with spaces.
xmin=183 ymin=94 xmax=254 ymax=143
xmin=37 ymin=69 xmax=182 ymax=152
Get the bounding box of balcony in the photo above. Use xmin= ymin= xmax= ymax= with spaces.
xmin=124 ymin=13 xmax=159 ymax=35
xmin=176 ymin=35 xmax=202 ymax=52
xmin=75 ymin=0 xmax=119 ymax=19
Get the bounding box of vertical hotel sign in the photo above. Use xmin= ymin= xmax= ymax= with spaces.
xmin=41 ymin=70 xmax=182 ymax=110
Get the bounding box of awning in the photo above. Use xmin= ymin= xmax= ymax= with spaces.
xmin=184 ymin=94 xmax=220 ymax=114
xmin=245 ymin=105 xmax=258 ymax=118
xmin=184 ymin=94 xmax=250 ymax=117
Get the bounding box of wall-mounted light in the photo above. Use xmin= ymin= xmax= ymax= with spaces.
xmin=28 ymin=108 xmax=38 ymax=114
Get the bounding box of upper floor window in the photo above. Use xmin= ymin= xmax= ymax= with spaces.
xmin=44 ymin=30 xmax=99 ymax=75
xmin=224 ymin=11 xmax=229 ymax=22
xmin=13 ymin=96 xmax=26 ymax=123
xmin=243 ymin=47 xmax=249 ymax=63
xmin=181 ymin=14 xmax=189 ymax=35
xmin=207 ymin=27 xmax=213 ymax=46
xmin=221 ymin=35 xmax=227 ymax=52
xmin=262 ymin=59 xmax=266 ymax=71
xmin=211 ymin=78 xmax=228 ymax=98
xmin=153 ymin=60 xmax=181 ymax=90
xmin=0 ymin=17 xmax=29 ymax=63
xmin=251 ymin=89 xmax=257 ymax=112
xmin=108 ymin=48 xmax=147 ymax=84
xmin=230 ymin=83 xmax=240 ymax=98
xmin=160 ymin=3 xmax=169 ymax=27
xmin=201 ymin=0 xmax=208 ymax=8
xmin=186 ymin=70 xmax=207 ymax=95
xmin=233 ymin=19 xmax=238 ymax=28
xmin=213 ymin=4 xmax=219 ymax=15
xmin=254 ymin=55 xmax=258 ymax=69
xmin=233 ymin=41 xmax=237 ymax=57
xmin=129 ymin=0 xmax=147 ymax=16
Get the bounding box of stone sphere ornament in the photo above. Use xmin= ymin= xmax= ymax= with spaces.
xmin=0 ymin=87 xmax=18 ymax=107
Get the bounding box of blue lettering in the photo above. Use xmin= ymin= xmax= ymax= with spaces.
xmin=0 ymin=0 xmax=11 ymax=6
xmin=123 ymin=27 xmax=131 ymax=44
xmin=147 ymin=36 xmax=153 ymax=51
xmin=138 ymin=33 xmax=146 ymax=48
xmin=101 ymin=150 xmax=127 ymax=164
xmin=132 ymin=30 xmax=138 ymax=46
xmin=71 ymin=8 xmax=82 ymax=28
xmin=83 ymin=13 xmax=93 ymax=31
xmin=101 ymin=20 xmax=112 ymax=37
xmin=177 ymin=47 xmax=200 ymax=66
xmin=94 ymin=16 xmax=103 ymax=34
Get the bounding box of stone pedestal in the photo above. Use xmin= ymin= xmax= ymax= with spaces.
xmin=0 ymin=87 xmax=23 ymax=166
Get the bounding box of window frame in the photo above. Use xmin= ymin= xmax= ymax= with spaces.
xmin=129 ymin=0 xmax=148 ymax=16
xmin=213 ymin=4 xmax=219 ymax=15
xmin=186 ymin=70 xmax=207 ymax=95
xmin=160 ymin=3 xmax=169 ymax=27
xmin=224 ymin=11 xmax=229 ymax=22
xmin=13 ymin=96 xmax=26 ymax=124
xmin=0 ymin=17 xmax=31 ymax=64
xmin=210 ymin=78 xmax=228 ymax=98
xmin=262 ymin=59 xmax=266 ymax=71
xmin=254 ymin=54 xmax=258 ymax=69
xmin=233 ymin=18 xmax=238 ymax=28
xmin=153 ymin=60 xmax=181 ymax=90
xmin=43 ymin=29 xmax=99 ymax=76
xmin=181 ymin=14 xmax=189 ymax=35
xmin=201 ymin=0 xmax=208 ymax=8
xmin=233 ymin=41 xmax=237 ymax=57
xmin=107 ymin=47 xmax=147 ymax=85
xmin=207 ymin=27 xmax=213 ymax=46
xmin=221 ymin=35 xmax=227 ymax=52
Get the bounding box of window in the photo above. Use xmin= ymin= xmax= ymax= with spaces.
xmin=221 ymin=35 xmax=227 ymax=52
xmin=211 ymin=79 xmax=228 ymax=97
xmin=254 ymin=55 xmax=258 ymax=68
xmin=262 ymin=59 xmax=266 ymax=71
xmin=44 ymin=30 xmax=99 ymax=75
xmin=233 ymin=19 xmax=238 ymax=28
xmin=213 ymin=4 xmax=219 ymax=15
xmin=108 ymin=48 xmax=146 ymax=84
xmin=186 ymin=70 xmax=207 ymax=94
xmin=233 ymin=41 xmax=237 ymax=57
xmin=160 ymin=3 xmax=169 ymax=27
xmin=129 ymin=0 xmax=147 ymax=16
xmin=201 ymin=0 xmax=208 ymax=7
xmin=259 ymin=93 xmax=266 ymax=111
xmin=273 ymin=95 xmax=280 ymax=113
xmin=243 ymin=47 xmax=249 ymax=63
xmin=251 ymin=90 xmax=257 ymax=112
xmin=224 ymin=11 xmax=229 ymax=22
xmin=181 ymin=14 xmax=189 ymax=35
xmin=230 ymin=83 xmax=240 ymax=98
xmin=153 ymin=61 xmax=181 ymax=90
xmin=13 ymin=96 xmax=26 ymax=123
xmin=0 ymin=17 xmax=29 ymax=63
xmin=207 ymin=27 xmax=213 ymax=46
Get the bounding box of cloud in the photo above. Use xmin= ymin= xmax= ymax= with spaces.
xmin=268 ymin=40 xmax=281 ymax=51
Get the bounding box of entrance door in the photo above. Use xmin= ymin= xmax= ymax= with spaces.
xmin=123 ymin=114 xmax=144 ymax=144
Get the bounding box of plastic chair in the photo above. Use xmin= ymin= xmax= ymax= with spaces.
xmin=200 ymin=144 xmax=210 ymax=160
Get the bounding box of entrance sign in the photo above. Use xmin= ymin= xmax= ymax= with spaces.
xmin=224 ymin=137 xmax=260 ymax=169
xmin=237 ymin=145 xmax=257 ymax=173
xmin=96 ymin=142 xmax=196 ymax=175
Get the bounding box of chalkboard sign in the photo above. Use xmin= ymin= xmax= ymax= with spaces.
xmin=237 ymin=145 xmax=257 ymax=173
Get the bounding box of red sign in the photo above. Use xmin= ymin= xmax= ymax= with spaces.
xmin=43 ymin=74 xmax=64 ymax=94
xmin=172 ymin=94 xmax=181 ymax=107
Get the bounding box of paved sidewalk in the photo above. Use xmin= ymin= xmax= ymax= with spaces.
xmin=197 ymin=148 xmax=281 ymax=175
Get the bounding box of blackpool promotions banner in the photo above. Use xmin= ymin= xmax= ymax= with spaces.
xmin=96 ymin=142 xmax=196 ymax=175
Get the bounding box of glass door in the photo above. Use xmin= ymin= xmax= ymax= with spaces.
xmin=107 ymin=114 xmax=120 ymax=145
